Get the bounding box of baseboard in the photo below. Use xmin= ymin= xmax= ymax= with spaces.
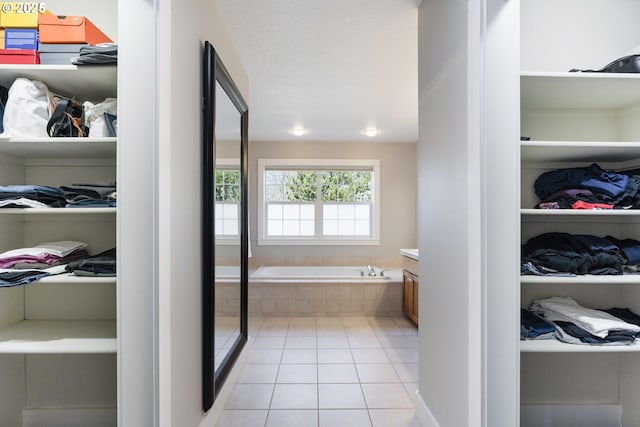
xmin=414 ymin=388 xmax=441 ymax=427
xmin=520 ymin=404 xmax=622 ymax=427
xmin=22 ymin=408 xmax=116 ymax=427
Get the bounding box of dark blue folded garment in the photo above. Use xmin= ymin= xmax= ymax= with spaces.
xmin=604 ymin=307 xmax=640 ymax=327
xmin=535 ymin=163 xmax=629 ymax=200
xmin=0 ymin=270 xmax=50 ymax=287
xmin=0 ymin=185 xmax=66 ymax=207
xmin=521 ymin=308 xmax=556 ymax=338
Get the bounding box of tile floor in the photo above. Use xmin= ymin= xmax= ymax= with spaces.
xmin=216 ymin=316 xmax=420 ymax=427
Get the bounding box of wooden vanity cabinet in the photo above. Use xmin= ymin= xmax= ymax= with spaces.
xmin=402 ymin=255 xmax=419 ymax=325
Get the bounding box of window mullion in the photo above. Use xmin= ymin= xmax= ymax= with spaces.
xmin=315 ymin=171 xmax=322 ymax=237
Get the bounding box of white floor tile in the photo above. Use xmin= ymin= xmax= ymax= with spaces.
xmin=252 ymin=336 xmax=286 ymax=349
xmin=319 ymin=383 xmax=367 ymax=409
xmin=237 ymin=363 xmax=279 ymax=383
xmin=285 ymin=336 xmax=317 ymax=349
xmin=384 ymin=348 xmax=419 ymax=364
xmin=318 ymin=363 xmax=359 ymax=383
xmin=369 ymin=409 xmax=420 ymax=427
xmin=281 ymin=348 xmax=317 ymax=364
xmin=376 ymin=335 xmax=417 ymax=349
xmin=225 ymin=384 xmax=274 ymax=409
xmin=318 ymin=348 xmax=354 ymax=364
xmin=319 ymin=409 xmax=372 ymax=427
xmin=270 ymin=384 xmax=318 ymax=409
xmin=356 ymin=364 xmax=401 ymax=383
xmin=351 ymin=348 xmax=390 ymax=364
xmin=277 ymin=364 xmax=318 ymax=383
xmin=393 ymin=363 xmax=419 ymax=383
xmin=246 ymin=348 xmax=283 ymax=364
xmin=317 ymin=336 xmax=350 ymax=348
xmin=266 ymin=409 xmax=318 ymax=427
xmin=216 ymin=409 xmax=268 ymax=427
xmin=348 ymin=335 xmax=382 ymax=348
xmin=361 ymin=383 xmax=414 ymax=409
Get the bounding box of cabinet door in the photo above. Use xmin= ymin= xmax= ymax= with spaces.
xmin=403 ymin=270 xmax=418 ymax=324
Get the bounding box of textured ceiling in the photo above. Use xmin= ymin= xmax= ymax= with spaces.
xmin=215 ymin=0 xmax=419 ymax=143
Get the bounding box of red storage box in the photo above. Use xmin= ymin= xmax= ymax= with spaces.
xmin=38 ymin=15 xmax=112 ymax=45
xmin=0 ymin=49 xmax=39 ymax=64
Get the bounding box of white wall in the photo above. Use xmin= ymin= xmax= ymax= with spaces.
xmin=417 ymin=1 xmax=482 ymax=425
xmin=417 ymin=0 xmax=520 ymax=426
xmin=248 ymin=141 xmax=417 ymax=266
xmin=521 ymin=0 xmax=640 ymax=72
xmin=156 ymin=0 xmax=248 ymax=426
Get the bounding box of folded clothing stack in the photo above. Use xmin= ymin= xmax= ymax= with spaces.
xmin=0 ymin=241 xmax=89 ymax=269
xmin=66 ymin=247 xmax=116 ymax=277
xmin=0 ymin=185 xmax=66 ymax=208
xmin=521 ymin=308 xmax=556 ymax=340
xmin=522 ymin=232 xmax=627 ymax=276
xmin=534 ymin=163 xmax=640 ymax=210
xmin=60 ymin=182 xmax=116 ymax=208
xmin=71 ymin=43 xmax=117 ymax=65
xmin=529 ymin=296 xmax=640 ymax=346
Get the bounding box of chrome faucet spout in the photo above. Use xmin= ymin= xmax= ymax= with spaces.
xmin=367 ymin=264 xmax=376 ymax=276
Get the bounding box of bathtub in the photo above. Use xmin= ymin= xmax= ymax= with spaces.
xmin=245 ymin=265 xmax=402 ymax=316
xmin=250 ymin=265 xmax=397 ymax=282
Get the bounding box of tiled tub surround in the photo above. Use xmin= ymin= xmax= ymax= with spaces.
xmin=251 ymin=266 xmax=402 ymax=317
xmin=230 ymin=266 xmax=404 ymax=317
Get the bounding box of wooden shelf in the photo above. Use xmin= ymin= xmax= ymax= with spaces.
xmin=521 ymin=275 xmax=640 ymax=285
xmin=0 ymin=319 xmax=116 ymax=354
xmin=0 ymin=138 xmax=116 ymax=159
xmin=521 ymin=72 xmax=640 ymax=111
xmin=36 ymin=273 xmax=116 ymax=285
xmin=521 ymin=339 xmax=640 ymax=353
xmin=0 ymin=65 xmax=117 ymax=101
xmin=521 ymin=141 xmax=640 ymax=164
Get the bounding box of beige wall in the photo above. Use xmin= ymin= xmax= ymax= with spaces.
xmin=249 ymin=141 xmax=417 ymax=268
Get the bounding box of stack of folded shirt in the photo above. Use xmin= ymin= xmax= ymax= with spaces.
xmin=60 ymin=182 xmax=116 ymax=208
xmin=530 ymin=297 xmax=640 ymax=346
xmin=66 ymin=247 xmax=116 ymax=277
xmin=0 ymin=185 xmax=66 ymax=208
xmin=0 ymin=241 xmax=88 ymax=269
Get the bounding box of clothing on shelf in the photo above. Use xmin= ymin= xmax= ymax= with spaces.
xmin=530 ymin=296 xmax=640 ymax=339
xmin=60 ymin=182 xmax=116 ymax=208
xmin=0 ymin=264 xmax=66 ymax=288
xmin=71 ymin=44 xmax=117 ymax=65
xmin=66 ymin=247 xmax=116 ymax=277
xmin=553 ymin=321 xmax=636 ymax=345
xmin=533 ymin=164 xmax=640 ymax=209
xmin=0 ymin=185 xmax=66 ymax=208
xmin=522 ymin=232 xmax=626 ymax=276
xmin=521 ymin=308 xmax=556 ymax=340
xmin=0 ymin=241 xmax=88 ymax=269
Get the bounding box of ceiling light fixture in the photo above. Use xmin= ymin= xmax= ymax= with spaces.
xmin=363 ymin=128 xmax=379 ymax=137
xmin=289 ymin=127 xmax=308 ymax=136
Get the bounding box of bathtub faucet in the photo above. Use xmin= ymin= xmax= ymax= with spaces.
xmin=367 ymin=265 xmax=376 ymax=276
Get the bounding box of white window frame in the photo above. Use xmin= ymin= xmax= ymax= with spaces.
xmin=257 ymin=158 xmax=381 ymax=246
xmin=215 ymin=158 xmax=241 ymax=245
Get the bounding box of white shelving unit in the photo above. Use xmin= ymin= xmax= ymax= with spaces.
xmin=520 ymin=66 xmax=640 ymax=425
xmin=0 ymin=63 xmax=118 ymax=425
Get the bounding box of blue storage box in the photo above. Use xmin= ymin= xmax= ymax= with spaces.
xmin=4 ymin=29 xmax=37 ymax=50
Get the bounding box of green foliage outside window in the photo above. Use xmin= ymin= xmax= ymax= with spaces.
xmin=215 ymin=170 xmax=240 ymax=201
xmin=265 ymin=170 xmax=372 ymax=202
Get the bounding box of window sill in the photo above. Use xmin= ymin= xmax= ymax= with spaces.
xmin=257 ymin=238 xmax=380 ymax=246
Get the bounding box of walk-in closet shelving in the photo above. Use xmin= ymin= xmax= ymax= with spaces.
xmin=520 ymin=67 xmax=640 ymax=426
xmin=0 ymin=63 xmax=117 ymax=426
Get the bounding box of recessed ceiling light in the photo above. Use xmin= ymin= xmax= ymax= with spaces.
xmin=289 ymin=127 xmax=308 ymax=136
xmin=363 ymin=128 xmax=379 ymax=137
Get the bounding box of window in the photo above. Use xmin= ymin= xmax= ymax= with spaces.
xmin=215 ymin=162 xmax=241 ymax=238
xmin=258 ymin=159 xmax=380 ymax=245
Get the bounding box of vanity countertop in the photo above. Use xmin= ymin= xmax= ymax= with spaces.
xmin=400 ymin=248 xmax=419 ymax=261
